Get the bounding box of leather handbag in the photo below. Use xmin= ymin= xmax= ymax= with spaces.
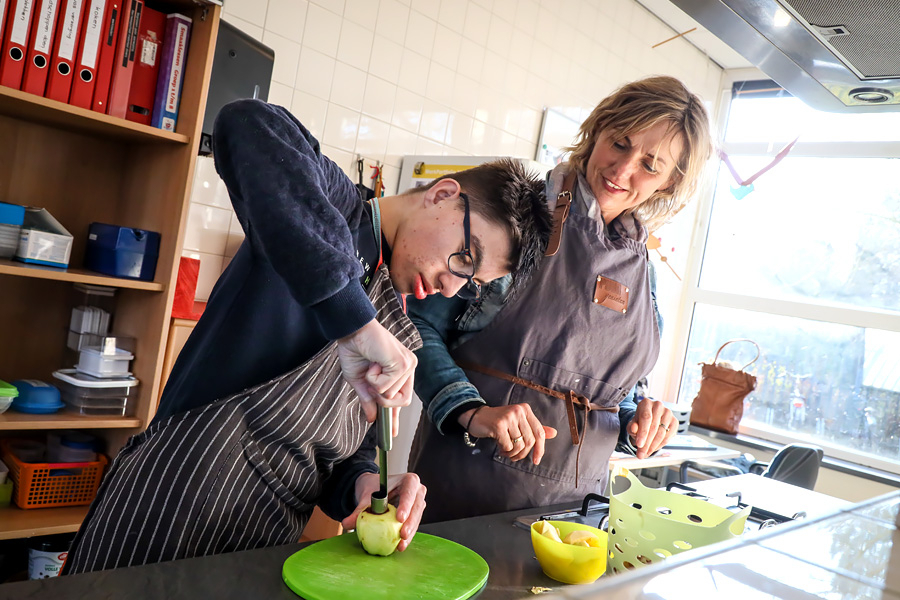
xmin=689 ymin=339 xmax=760 ymax=434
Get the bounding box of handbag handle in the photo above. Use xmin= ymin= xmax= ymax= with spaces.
xmin=713 ymin=339 xmax=760 ymax=371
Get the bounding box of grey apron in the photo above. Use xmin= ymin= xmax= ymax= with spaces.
xmin=64 ymin=265 xmax=421 ymax=574
xmin=408 ymin=171 xmax=660 ymax=523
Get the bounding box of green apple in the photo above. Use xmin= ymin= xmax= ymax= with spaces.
xmin=356 ymin=504 xmax=403 ymax=556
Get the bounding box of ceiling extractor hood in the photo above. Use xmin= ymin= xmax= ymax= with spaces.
xmin=668 ymin=0 xmax=900 ymax=112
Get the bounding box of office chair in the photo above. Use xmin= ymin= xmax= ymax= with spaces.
xmin=747 ymin=443 xmax=824 ymax=490
xmin=680 ymin=443 xmax=824 ymax=490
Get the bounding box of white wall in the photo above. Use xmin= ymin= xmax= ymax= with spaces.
xmin=183 ymin=0 xmax=724 ymax=472
xmin=185 ymin=0 xmax=722 ymax=301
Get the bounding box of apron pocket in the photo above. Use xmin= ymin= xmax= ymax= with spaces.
xmin=491 ymin=357 xmax=624 ymax=485
xmin=241 ymin=433 xmax=314 ymax=514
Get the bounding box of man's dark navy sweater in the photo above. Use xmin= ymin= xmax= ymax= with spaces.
xmin=156 ymin=99 xmax=383 ymax=520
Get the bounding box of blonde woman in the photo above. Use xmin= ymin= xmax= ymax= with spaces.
xmin=408 ymin=75 xmax=714 ymax=522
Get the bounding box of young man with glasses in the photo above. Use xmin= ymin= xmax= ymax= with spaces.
xmin=63 ymin=98 xmax=552 ymax=574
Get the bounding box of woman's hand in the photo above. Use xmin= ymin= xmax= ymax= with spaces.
xmin=458 ymin=404 xmax=558 ymax=464
xmin=626 ymin=398 xmax=677 ymax=458
xmin=344 ymin=472 xmax=427 ymax=552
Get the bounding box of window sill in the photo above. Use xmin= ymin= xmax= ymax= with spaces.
xmin=689 ymin=424 xmax=900 ymax=488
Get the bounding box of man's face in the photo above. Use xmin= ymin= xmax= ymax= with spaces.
xmin=390 ymin=193 xmax=512 ymax=300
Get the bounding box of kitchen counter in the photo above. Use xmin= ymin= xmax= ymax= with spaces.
xmin=0 ymin=503 xmax=582 ymax=600
xmin=3 ymin=486 xmax=900 ymax=599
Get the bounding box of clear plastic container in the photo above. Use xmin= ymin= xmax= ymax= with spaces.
xmin=52 ymin=369 xmax=139 ymax=417
xmin=63 ymin=395 xmax=130 ymax=416
xmin=8 ymin=440 xmax=46 ymax=463
xmin=0 ymin=379 xmax=17 ymax=414
xmin=76 ymin=347 xmax=134 ymax=378
xmin=66 ymin=284 xmax=117 ymax=354
xmin=72 ymin=284 xmax=117 ymax=317
xmin=47 ymin=432 xmax=99 ymax=463
xmin=69 ymin=306 xmax=112 ymax=336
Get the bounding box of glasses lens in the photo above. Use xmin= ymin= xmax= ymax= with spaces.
xmin=448 ymin=251 xmax=475 ymax=277
xmin=456 ymin=281 xmax=481 ymax=300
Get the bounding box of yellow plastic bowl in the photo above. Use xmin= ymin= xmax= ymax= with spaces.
xmin=530 ymin=520 xmax=608 ymax=585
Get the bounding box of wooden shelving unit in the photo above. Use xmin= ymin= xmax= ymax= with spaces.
xmin=0 ymin=506 xmax=90 ymax=540
xmin=0 ymin=412 xmax=142 ymax=431
xmin=0 ymin=258 xmax=165 ymax=291
xmin=0 ymin=86 xmax=191 ymax=145
xmin=0 ymin=0 xmax=221 ymax=540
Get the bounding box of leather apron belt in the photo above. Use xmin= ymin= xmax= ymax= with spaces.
xmin=456 ymin=359 xmax=619 ymax=486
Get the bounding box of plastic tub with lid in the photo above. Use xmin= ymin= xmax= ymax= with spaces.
xmin=0 ymin=379 xmax=18 ymax=414
xmin=47 ymin=432 xmax=99 ymax=463
xmin=52 ymin=369 xmax=139 ymax=416
xmin=7 ymin=439 xmax=46 ymax=462
xmin=76 ymin=347 xmax=134 ymax=378
xmin=10 ymin=381 xmax=64 ymax=414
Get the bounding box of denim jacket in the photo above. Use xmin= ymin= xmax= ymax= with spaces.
xmin=407 ymin=224 xmax=663 ymax=455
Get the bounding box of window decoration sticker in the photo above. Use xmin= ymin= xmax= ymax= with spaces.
xmin=718 ymin=137 xmax=799 ymax=199
xmin=646 ymin=233 xmax=681 ymax=281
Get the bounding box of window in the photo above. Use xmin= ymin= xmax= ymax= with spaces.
xmin=675 ymin=81 xmax=900 ymax=473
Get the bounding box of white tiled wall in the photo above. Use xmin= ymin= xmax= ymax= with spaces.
xmin=183 ymin=0 xmax=723 ymax=301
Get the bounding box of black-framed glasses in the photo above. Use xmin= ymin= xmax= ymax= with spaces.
xmin=447 ymin=193 xmax=481 ymax=300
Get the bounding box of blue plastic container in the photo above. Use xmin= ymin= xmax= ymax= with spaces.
xmin=0 ymin=202 xmax=25 ymax=260
xmin=0 ymin=202 xmax=25 ymax=226
xmin=10 ymin=380 xmax=64 ymax=414
xmin=84 ymin=223 xmax=161 ymax=281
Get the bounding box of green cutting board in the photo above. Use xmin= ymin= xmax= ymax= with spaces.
xmin=282 ymin=532 xmax=489 ymax=600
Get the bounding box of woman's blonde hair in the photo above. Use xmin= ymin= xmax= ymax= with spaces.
xmin=566 ymin=75 xmax=713 ymax=231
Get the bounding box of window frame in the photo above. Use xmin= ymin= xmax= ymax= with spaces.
xmin=660 ymin=68 xmax=900 ymax=474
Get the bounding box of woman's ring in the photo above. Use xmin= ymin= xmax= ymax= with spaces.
xmin=512 ymin=436 xmax=523 ymax=445
xmin=662 ymin=423 xmax=670 ymax=432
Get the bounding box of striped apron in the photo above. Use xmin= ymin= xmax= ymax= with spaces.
xmin=63 ymin=265 xmax=420 ymax=574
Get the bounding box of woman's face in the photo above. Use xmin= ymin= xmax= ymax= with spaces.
xmin=585 ymin=121 xmax=684 ymax=224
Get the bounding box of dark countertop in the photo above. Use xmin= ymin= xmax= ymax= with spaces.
xmin=0 ymin=504 xmax=572 ymax=600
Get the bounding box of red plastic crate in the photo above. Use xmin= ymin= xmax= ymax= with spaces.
xmin=0 ymin=440 xmax=107 ymax=509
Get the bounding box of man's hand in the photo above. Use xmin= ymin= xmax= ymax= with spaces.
xmin=626 ymin=398 xmax=677 ymax=459
xmin=343 ymin=472 xmax=427 ymax=552
xmin=459 ymin=404 xmax=558 ymax=465
xmin=337 ymin=319 xmax=417 ymax=428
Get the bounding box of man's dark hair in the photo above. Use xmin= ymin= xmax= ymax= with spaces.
xmin=414 ymin=159 xmax=552 ymax=292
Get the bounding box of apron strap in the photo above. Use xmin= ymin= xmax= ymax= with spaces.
xmin=544 ymin=170 xmax=576 ymax=257
xmin=368 ymin=198 xmax=384 ymax=269
xmin=456 ymin=360 xmax=619 ymax=445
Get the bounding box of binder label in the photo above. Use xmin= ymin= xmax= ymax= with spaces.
xmin=0 ymin=0 xmax=9 ymax=41
xmin=139 ymin=37 xmax=157 ymax=66
xmin=121 ymin=0 xmax=138 ymax=67
xmin=33 ymin=0 xmax=59 ymax=53
xmin=10 ymin=0 xmax=35 ymax=46
xmin=79 ymin=0 xmax=104 ymax=69
xmin=58 ymin=0 xmax=83 ymax=60
xmin=165 ymin=21 xmax=188 ymax=114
